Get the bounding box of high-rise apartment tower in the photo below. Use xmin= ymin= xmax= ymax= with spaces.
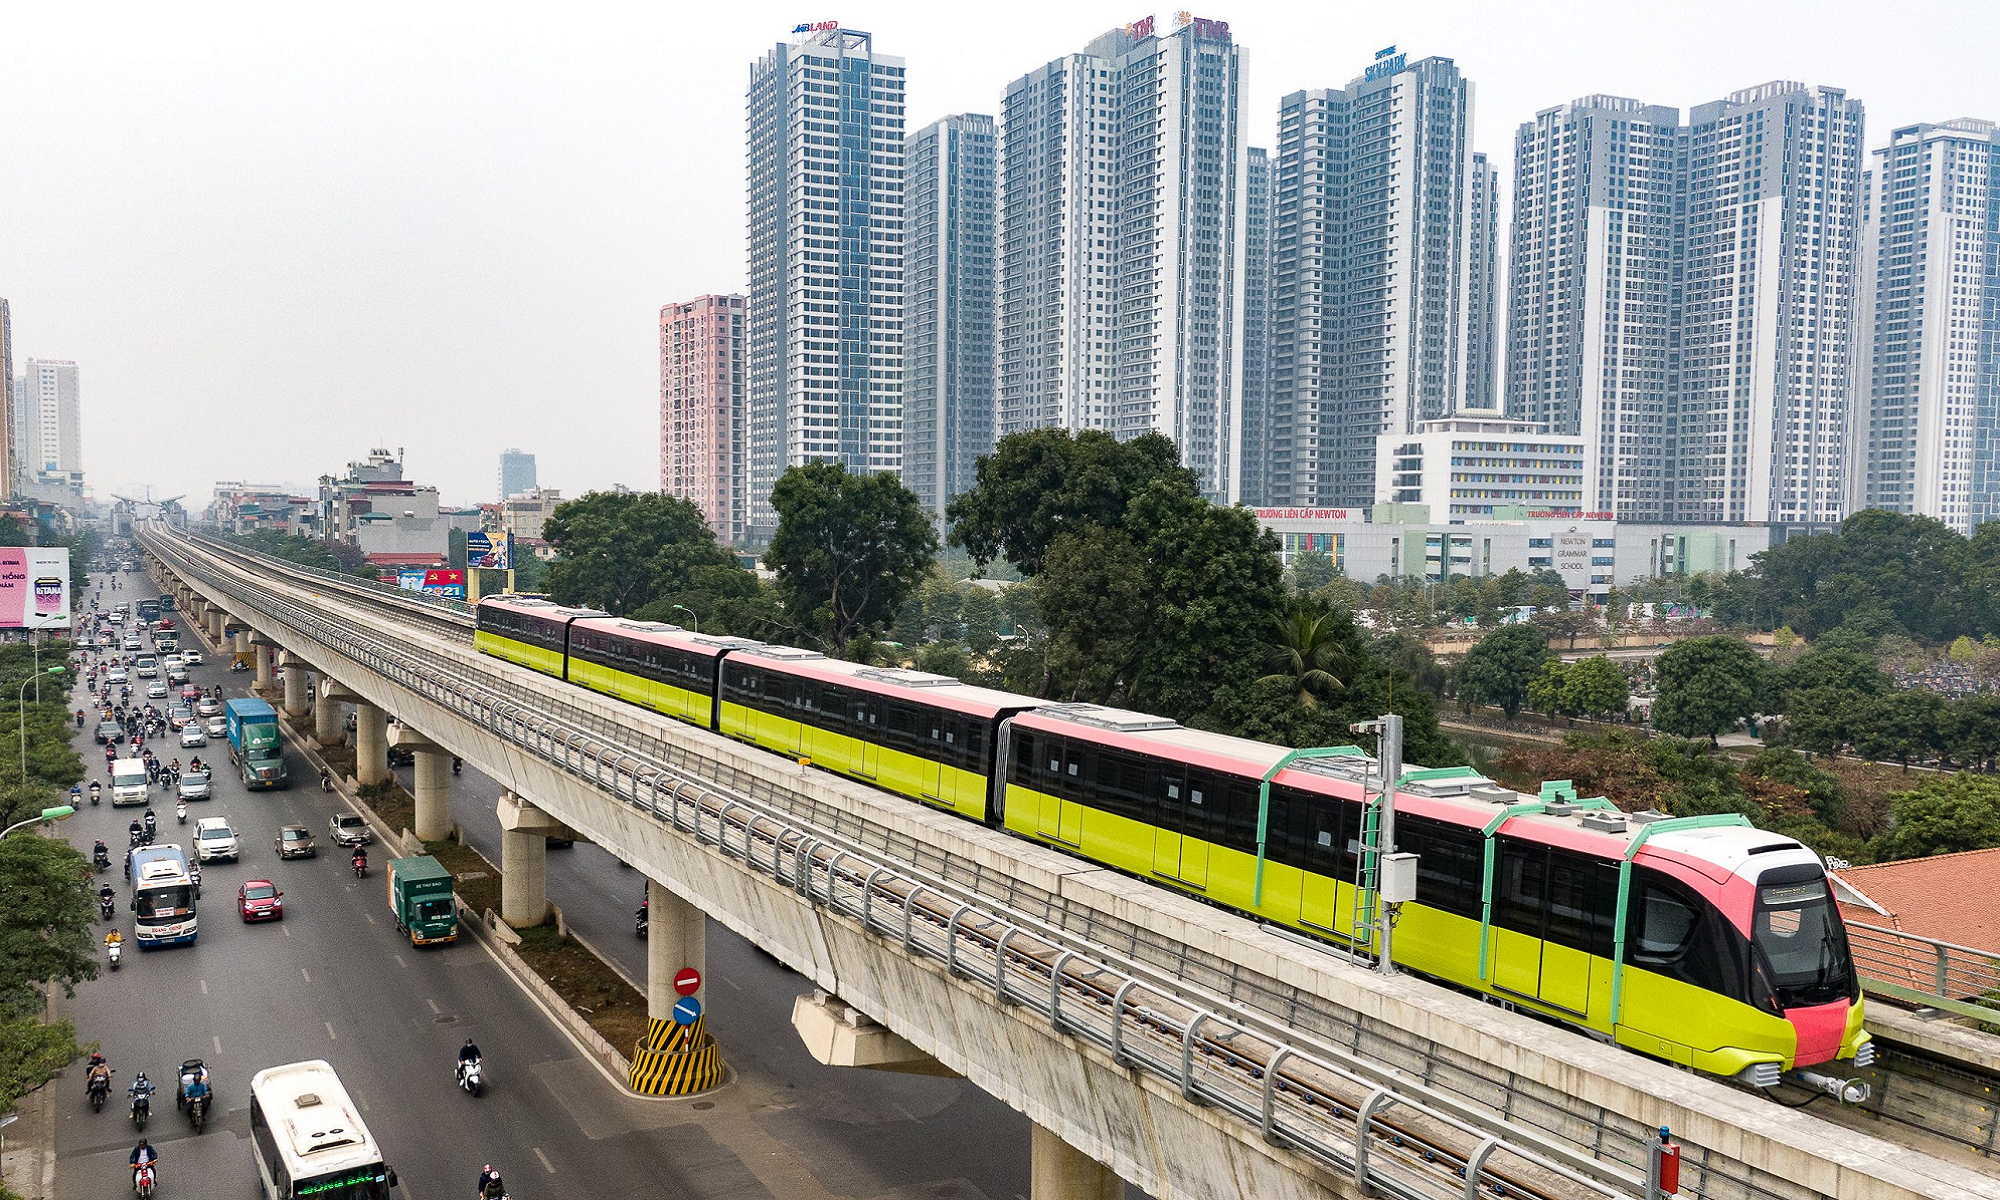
xmin=996 ymin=16 xmax=1248 ymax=502
xmin=498 ymin=449 xmax=537 ymax=500
xmin=744 ymin=27 xmax=905 ymax=540
xmin=660 ymin=295 xmax=747 ymax=545
xmin=904 ymin=113 xmax=996 ymax=525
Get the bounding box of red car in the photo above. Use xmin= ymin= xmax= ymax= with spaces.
xmin=180 ymin=684 xmax=201 ymax=703
xmin=238 ymin=880 xmax=284 ymax=922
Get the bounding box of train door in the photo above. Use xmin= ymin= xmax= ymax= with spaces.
xmin=1152 ymin=767 xmax=1209 ymax=889
xmin=1036 ymin=737 xmax=1083 ymax=845
xmin=852 ymin=695 xmax=880 ymax=779
xmin=916 ymin=708 xmax=946 ymax=804
xmin=1296 ymin=793 xmax=1347 ymax=935
xmin=1493 ymin=841 xmax=1594 ymax=1017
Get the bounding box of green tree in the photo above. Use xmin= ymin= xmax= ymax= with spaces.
xmin=1373 ymin=632 xmax=1451 ymax=699
xmin=1257 ymin=607 xmax=1354 ymax=711
xmin=1768 ymin=645 xmax=1889 ymax=710
xmin=1562 ymin=656 xmax=1630 ymax=718
xmin=946 ymin=428 xmax=1192 ymax=575
xmin=914 ymin=641 xmax=975 ymax=680
xmin=1457 ymin=625 xmax=1551 ymax=718
xmin=1526 ymin=659 xmax=1570 ymax=716
xmin=1288 ymin=548 xmax=1337 ymax=593
xmin=1530 ymin=608 xmax=1597 ymax=650
xmin=0 ymin=833 xmax=99 ymax=1015
xmin=542 ymin=491 xmax=748 ymax=616
xmin=1652 ymin=636 xmax=1764 ymax=743
xmin=1941 ymin=694 xmax=2000 ymax=771
xmin=959 ymin=586 xmax=1002 ymax=655
xmin=1782 ymin=687 xmax=1861 ymax=757
xmin=1036 ymin=526 xmax=1152 ymax=704
xmin=766 ymin=462 xmax=938 ymax=657
xmin=1850 ymin=690 xmax=1943 ymax=770
xmin=1875 ymin=774 xmax=2000 ymax=859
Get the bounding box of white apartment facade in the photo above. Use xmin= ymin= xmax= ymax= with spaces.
xmin=1850 ymin=119 xmax=2000 ymax=534
xmin=1374 ymin=418 xmax=1588 ymax=522
xmin=17 ymin=358 xmax=81 ymax=481
xmin=744 ymin=27 xmax=905 ymax=541
xmin=996 ymin=16 xmax=1248 ymax=502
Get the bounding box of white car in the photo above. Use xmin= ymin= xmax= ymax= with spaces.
xmin=205 ymin=715 xmax=228 ymax=738
xmin=179 ymin=648 xmax=202 ymax=666
xmin=180 ymin=725 xmax=207 ymax=748
xmin=196 ymin=697 xmax=222 ymax=717
xmin=106 ymin=668 xmax=129 ymax=685
xmin=122 ymin=636 xmax=142 ymax=652
xmin=146 ymin=682 xmax=169 ymax=699
xmin=194 ymin=815 xmax=240 ymax=862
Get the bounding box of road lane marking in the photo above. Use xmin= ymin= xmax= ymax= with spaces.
xmin=426 ymin=998 xmax=441 ymax=1014
xmin=364 ymin=913 xmax=375 ymax=925
xmin=282 ymin=924 xmax=291 ymax=937
xmin=300 ymin=967 xmax=311 ymax=982
xmin=533 ymin=1147 xmax=555 ymax=1175
xmin=393 ymin=954 xmax=407 ymax=969
xmin=198 ymin=979 xmax=208 ymax=995
xmin=213 ymin=1035 xmax=222 ymax=1053
xmin=325 ymin=1021 xmax=337 ymax=1041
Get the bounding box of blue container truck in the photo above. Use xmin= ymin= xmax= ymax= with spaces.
xmin=224 ymin=697 xmax=289 ymax=790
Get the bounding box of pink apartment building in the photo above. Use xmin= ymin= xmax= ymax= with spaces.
xmin=659 ymin=295 xmax=746 ymax=545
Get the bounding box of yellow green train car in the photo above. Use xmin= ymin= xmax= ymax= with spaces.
xmin=472 ymin=597 xmax=1872 ymax=1095
xmin=997 ymin=704 xmax=1871 ymax=1087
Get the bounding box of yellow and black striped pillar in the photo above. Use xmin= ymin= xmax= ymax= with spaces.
xmin=629 ymin=1013 xmax=723 ymax=1094
xmin=629 ymin=879 xmax=723 ymax=1095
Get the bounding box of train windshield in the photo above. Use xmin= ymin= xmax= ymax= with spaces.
xmin=1752 ymin=877 xmax=1854 ymax=1007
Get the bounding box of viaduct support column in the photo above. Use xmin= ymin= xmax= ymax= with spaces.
xmin=315 ymin=678 xmax=357 ymax=748
xmin=392 ymin=727 xmax=452 ymax=842
xmin=495 ymin=791 xmax=556 ymax=928
xmin=353 ymin=702 xmax=389 ymax=786
xmin=1031 ymin=1124 xmax=1122 ymax=1200
xmin=631 ymin=879 xmax=724 ymax=1094
xmin=279 ymin=654 xmax=311 ymax=719
xmin=251 ymin=635 xmax=277 ymax=691
xmin=208 ymin=610 xmax=225 ymax=643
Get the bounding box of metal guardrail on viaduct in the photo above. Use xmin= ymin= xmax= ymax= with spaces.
xmin=140 ymin=527 xmax=1997 ymax=1200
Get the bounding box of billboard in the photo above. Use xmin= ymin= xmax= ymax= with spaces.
xmin=0 ymin=547 xmax=70 ymax=630
xmin=420 ymin=569 xmax=466 ymax=600
xmin=466 ymin=532 xmax=513 ymax=571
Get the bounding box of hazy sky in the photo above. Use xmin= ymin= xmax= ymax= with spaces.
xmin=3 ymin=0 xmax=1994 ymax=510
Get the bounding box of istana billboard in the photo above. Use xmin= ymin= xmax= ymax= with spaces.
xmin=0 ymin=547 xmax=70 ymax=629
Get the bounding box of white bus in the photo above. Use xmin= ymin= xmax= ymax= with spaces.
xmin=110 ymin=757 xmax=149 ymax=807
xmin=249 ymin=1061 xmax=400 ymax=1200
xmin=127 ymin=844 xmax=197 ymax=946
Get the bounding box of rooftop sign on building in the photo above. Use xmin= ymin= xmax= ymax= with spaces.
xmin=1365 ymin=45 xmax=1407 ymax=82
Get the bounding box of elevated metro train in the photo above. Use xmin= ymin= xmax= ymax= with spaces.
xmin=475 ymin=595 xmax=1873 ymax=1095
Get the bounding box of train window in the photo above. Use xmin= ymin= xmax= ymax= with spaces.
xmin=1632 ymin=878 xmax=1696 ymax=959
xmin=1010 ymin=729 xmax=1037 ymax=784
xmin=1396 ymin=814 xmax=1481 ymax=917
xmin=883 ymin=701 xmax=920 ymax=754
xmin=1626 ymin=869 xmax=1746 ymax=999
xmin=1093 ymin=747 xmax=1148 ymax=821
xmin=1496 ymin=838 xmax=1548 ymax=938
xmin=818 ymin=685 xmax=849 ymax=730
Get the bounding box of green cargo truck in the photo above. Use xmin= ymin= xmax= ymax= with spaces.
xmin=386 ymin=855 xmax=457 ymax=945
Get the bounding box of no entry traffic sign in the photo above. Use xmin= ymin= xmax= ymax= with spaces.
xmin=673 ymin=967 xmax=702 ymax=997
xmin=671 ymin=996 xmax=703 ymax=1026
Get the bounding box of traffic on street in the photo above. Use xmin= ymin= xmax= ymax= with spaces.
xmin=50 ymin=568 xmax=1034 ymax=1200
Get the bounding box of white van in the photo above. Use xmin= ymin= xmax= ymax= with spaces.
xmin=111 ymin=757 xmax=149 ymax=807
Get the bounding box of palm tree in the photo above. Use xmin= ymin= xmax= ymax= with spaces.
xmin=1259 ymin=608 xmax=1354 ymax=710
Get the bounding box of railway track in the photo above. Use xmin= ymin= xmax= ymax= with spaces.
xmin=154 ymin=527 xmax=1997 ymax=1200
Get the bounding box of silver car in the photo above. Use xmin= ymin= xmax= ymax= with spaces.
xmin=205 ymin=715 xmax=227 ymax=738
xmin=180 ymin=725 xmax=207 ymax=748
xmin=178 ymin=772 xmax=211 ymax=801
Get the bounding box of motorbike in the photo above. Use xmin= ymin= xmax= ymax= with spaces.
xmin=452 ymin=756 xmax=462 ymax=776
xmin=132 ymin=1164 xmax=156 ymax=1199
xmin=635 ymin=904 xmax=648 ymax=939
xmin=94 ymin=846 xmax=111 ymax=872
xmin=456 ymin=1056 xmax=483 ymax=1097
xmin=352 ymin=856 xmax=368 ymax=879
xmin=129 ymin=828 xmax=143 ymax=848
xmin=319 ymin=769 xmax=333 ymax=793
xmin=185 ymin=1089 xmax=209 ymax=1133
xmin=87 ymin=1070 xmax=112 ymax=1112
xmin=107 ymin=941 xmax=122 ymax=970
xmin=176 ymin=801 xmax=187 ymax=824
xmin=90 ymin=784 xmax=101 ymax=806
xmin=130 ymin=1092 xmax=149 ymax=1129
xmin=100 ymin=894 xmax=116 ymax=921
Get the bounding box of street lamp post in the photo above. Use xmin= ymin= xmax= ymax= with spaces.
xmin=670 ymin=605 xmax=700 ymax=633
xmin=19 ymin=665 xmax=66 ymax=781
xmin=0 ymin=803 xmax=75 ymax=840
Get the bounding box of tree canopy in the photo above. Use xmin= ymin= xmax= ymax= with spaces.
xmin=1456 ymin=625 xmax=1551 ymax=718
xmin=1876 ymin=774 xmax=2000 ymax=859
xmin=945 ymin=428 xmax=1192 ymax=575
xmin=0 ymin=833 xmax=98 ymax=1016
xmin=765 ymin=461 xmax=937 ymax=656
xmin=1652 ymin=636 xmax=1763 ymax=742
xmin=541 ymin=490 xmax=750 ymax=617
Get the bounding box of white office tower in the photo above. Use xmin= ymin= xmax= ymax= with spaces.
xmin=744 ymin=28 xmax=905 ymax=541
xmin=0 ymin=299 xmax=12 ymax=500
xmin=1238 ymin=146 xmax=1276 ymax=505
xmin=904 ymin=114 xmax=996 ymax=526
xmin=1508 ymin=96 xmax=1683 ymax=520
xmin=1464 ymin=152 xmax=1502 ymax=414
xmin=18 ymin=358 xmax=80 ymax=476
xmin=1675 ymin=84 xmax=1865 ymax=527
xmin=996 ymin=17 xmax=1248 ymax=502
xmin=1267 ymin=54 xmax=1482 ymax=507
xmin=1852 ymin=119 xmax=2000 ymax=533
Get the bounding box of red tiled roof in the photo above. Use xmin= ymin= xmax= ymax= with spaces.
xmin=1833 ymin=848 xmax=2000 ymax=992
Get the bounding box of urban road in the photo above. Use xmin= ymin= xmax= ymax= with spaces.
xmin=50 ymin=571 xmax=1046 ymax=1200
